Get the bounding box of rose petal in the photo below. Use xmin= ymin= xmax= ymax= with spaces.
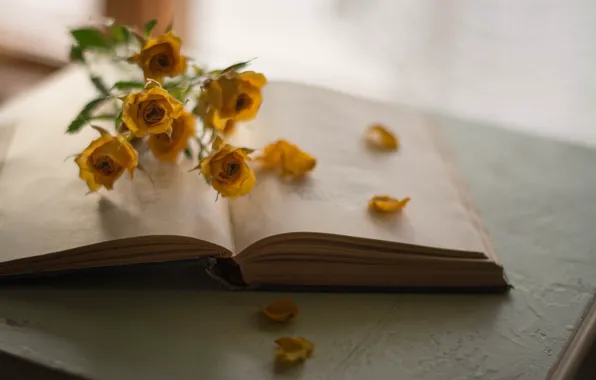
xmin=261 ymin=298 xmax=300 ymax=322
xmin=366 ymin=124 xmax=398 ymax=151
xmin=257 ymin=140 xmax=316 ymax=177
xmin=257 ymin=142 xmax=283 ymax=169
xmin=369 ymin=195 xmax=410 ymax=212
xmin=274 ymin=337 xmax=314 ymax=364
xmin=237 ymin=71 xmax=268 ymax=88
xmin=281 ymin=148 xmax=317 ymax=177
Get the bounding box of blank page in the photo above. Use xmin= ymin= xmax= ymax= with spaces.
xmin=229 ymin=82 xmax=486 ymax=255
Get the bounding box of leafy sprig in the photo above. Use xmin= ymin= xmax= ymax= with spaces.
xmin=65 ymin=17 xmax=258 ymax=165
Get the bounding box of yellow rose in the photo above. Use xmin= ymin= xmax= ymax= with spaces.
xmin=121 ymin=87 xmax=184 ymax=137
xmin=148 ymin=111 xmax=196 ymax=162
xmin=207 ymin=71 xmax=267 ymax=121
xmin=197 ymin=71 xmax=267 ymax=135
xmin=258 ymin=140 xmax=316 ymax=177
xmin=75 ymin=126 xmax=138 ymax=192
xmin=128 ymin=31 xmax=187 ymax=83
xmin=200 ymin=139 xmax=255 ymax=198
xmin=195 ymin=92 xmax=236 ymax=136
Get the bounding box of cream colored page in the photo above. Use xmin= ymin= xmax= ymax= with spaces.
xmin=229 ymin=81 xmax=485 ymax=254
xmin=0 ymin=67 xmax=233 ymax=263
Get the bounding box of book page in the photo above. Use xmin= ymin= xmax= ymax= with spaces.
xmin=0 ymin=67 xmax=234 ymax=263
xmin=228 ymin=81 xmax=486 ymax=254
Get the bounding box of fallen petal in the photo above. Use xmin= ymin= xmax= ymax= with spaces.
xmin=261 ymin=298 xmax=300 ymax=322
xmin=366 ymin=124 xmax=399 ymax=151
xmin=274 ymin=337 xmax=314 ymax=363
xmin=369 ymin=195 xmax=410 ymax=212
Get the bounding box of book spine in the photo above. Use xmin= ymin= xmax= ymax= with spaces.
xmin=203 ymin=257 xmax=253 ymax=291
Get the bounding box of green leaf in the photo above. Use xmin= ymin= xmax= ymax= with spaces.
xmin=114 ymin=110 xmax=123 ymax=130
xmin=111 ymin=24 xmax=130 ymax=43
xmin=65 ymin=97 xmax=108 ymax=134
xmin=240 ymin=147 xmax=255 ymax=154
xmin=163 ymin=80 xmax=182 ymax=90
xmin=70 ymin=28 xmax=110 ymax=50
xmin=144 ymin=19 xmax=157 ymax=37
xmin=221 ymin=58 xmax=256 ymax=75
xmin=90 ymin=76 xmax=110 ymax=96
xmin=183 ymin=148 xmax=192 ymax=159
xmin=166 ymin=21 xmax=174 ymax=33
xmin=66 ymin=117 xmax=87 ymax=134
xmin=89 ymin=114 xmax=117 ymax=121
xmin=113 ymin=81 xmax=145 ymax=90
xmin=80 ymin=97 xmax=108 ymax=118
xmin=121 ymin=27 xmax=131 ymax=43
xmin=69 ymin=45 xmax=85 ymax=63
xmin=169 ymin=88 xmax=186 ymax=103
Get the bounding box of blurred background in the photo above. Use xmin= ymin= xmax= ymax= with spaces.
xmin=0 ymin=0 xmax=594 ymax=146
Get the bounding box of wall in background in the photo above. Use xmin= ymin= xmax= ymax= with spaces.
xmin=0 ymin=0 xmax=592 ymax=147
xmin=0 ymin=0 xmax=101 ymax=64
xmin=189 ymin=0 xmax=596 ymax=147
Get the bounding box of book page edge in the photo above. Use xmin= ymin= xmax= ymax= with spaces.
xmin=423 ymin=114 xmax=502 ymax=266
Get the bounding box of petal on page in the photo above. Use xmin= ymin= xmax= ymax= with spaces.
xmin=274 ymin=337 xmax=314 ymax=364
xmin=369 ymin=195 xmax=410 ymax=212
xmin=366 ymin=124 xmax=399 ymax=151
xmin=261 ymin=298 xmax=300 ymax=322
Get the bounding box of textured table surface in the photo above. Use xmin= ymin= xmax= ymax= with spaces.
xmin=0 ymin=66 xmax=595 ymax=380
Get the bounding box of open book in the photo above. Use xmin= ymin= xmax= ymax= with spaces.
xmin=0 ymin=76 xmax=509 ymax=291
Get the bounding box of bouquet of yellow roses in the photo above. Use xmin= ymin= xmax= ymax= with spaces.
xmin=67 ymin=19 xmax=316 ymax=199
